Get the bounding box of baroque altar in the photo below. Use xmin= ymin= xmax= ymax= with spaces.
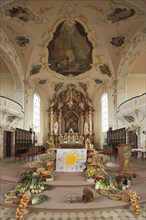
xmin=48 ymin=84 xmax=94 ymax=147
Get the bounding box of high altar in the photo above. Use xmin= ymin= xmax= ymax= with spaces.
xmin=48 ymin=84 xmax=94 ymax=148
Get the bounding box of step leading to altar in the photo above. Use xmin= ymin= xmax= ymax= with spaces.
xmin=48 ymin=172 xmax=94 ymax=186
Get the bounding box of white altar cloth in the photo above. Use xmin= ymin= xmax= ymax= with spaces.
xmin=56 ymin=149 xmax=87 ymax=172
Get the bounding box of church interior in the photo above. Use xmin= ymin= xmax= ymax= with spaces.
xmin=0 ymin=0 xmax=146 ymax=219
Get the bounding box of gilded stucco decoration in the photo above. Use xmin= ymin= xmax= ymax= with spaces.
xmin=48 ymin=84 xmax=94 ymax=143
xmin=107 ymin=8 xmax=135 ymax=23
xmin=54 ymin=83 xmax=63 ymax=92
xmin=5 ymin=6 xmax=35 ymax=22
xmin=50 ymin=84 xmax=93 ymax=114
xmin=47 ymin=21 xmax=93 ymax=76
xmin=110 ymin=36 xmax=125 ymax=47
xmin=78 ymin=82 xmax=88 ymax=92
xmin=61 ymin=1 xmax=79 ymax=20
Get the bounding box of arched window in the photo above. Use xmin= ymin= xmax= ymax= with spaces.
xmin=101 ymin=93 xmax=108 ymax=132
xmin=33 ymin=93 xmax=40 ymax=132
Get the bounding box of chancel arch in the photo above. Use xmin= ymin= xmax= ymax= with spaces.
xmin=0 ymin=30 xmax=24 ymax=107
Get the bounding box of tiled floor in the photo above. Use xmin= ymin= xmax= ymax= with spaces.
xmin=0 ymin=156 xmax=146 ymax=220
xmin=1 ymin=205 xmax=146 ymax=220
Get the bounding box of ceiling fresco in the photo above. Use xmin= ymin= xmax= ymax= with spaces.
xmin=47 ymin=21 xmax=93 ymax=76
xmin=0 ymin=0 xmax=145 ymax=99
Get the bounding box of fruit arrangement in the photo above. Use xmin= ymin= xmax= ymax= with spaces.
xmin=15 ymin=192 xmax=30 ymax=219
xmin=85 ymin=167 xmax=96 ymax=177
xmin=27 ymin=161 xmax=43 ymax=169
xmin=128 ymin=191 xmax=141 ymax=216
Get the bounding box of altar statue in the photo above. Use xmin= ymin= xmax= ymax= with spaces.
xmin=84 ymin=122 xmax=89 ymax=135
xmin=69 ymin=128 xmax=74 ymax=133
xmin=54 ymin=121 xmax=58 ymax=135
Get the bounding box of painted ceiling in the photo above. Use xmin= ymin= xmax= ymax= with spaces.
xmin=0 ymin=0 xmax=145 ymax=100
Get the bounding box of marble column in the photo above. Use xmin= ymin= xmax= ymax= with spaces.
xmin=80 ymin=112 xmax=84 ymax=135
xmin=58 ymin=110 xmax=62 ymax=136
xmin=88 ymin=108 xmax=93 ymax=135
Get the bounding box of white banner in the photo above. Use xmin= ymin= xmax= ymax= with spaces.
xmin=56 ymin=149 xmax=87 ymax=172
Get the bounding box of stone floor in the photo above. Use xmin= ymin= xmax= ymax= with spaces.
xmin=0 ymin=156 xmax=146 ymax=220
xmin=1 ymin=204 xmax=146 ymax=220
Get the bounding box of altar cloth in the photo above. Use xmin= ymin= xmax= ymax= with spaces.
xmin=56 ymin=149 xmax=87 ymax=172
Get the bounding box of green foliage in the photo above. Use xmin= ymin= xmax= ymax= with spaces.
xmin=31 ymin=194 xmax=49 ymax=205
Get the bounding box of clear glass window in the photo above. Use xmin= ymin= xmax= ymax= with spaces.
xmin=101 ymin=93 xmax=108 ymax=132
xmin=33 ymin=93 xmax=40 ymax=132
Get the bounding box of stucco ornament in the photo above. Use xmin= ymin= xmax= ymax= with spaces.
xmin=107 ymin=8 xmax=135 ymax=23
xmin=5 ymin=6 xmax=35 ymax=22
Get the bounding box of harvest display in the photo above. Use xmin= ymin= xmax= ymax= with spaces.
xmin=4 ymin=150 xmax=142 ymax=218
xmin=5 ymin=150 xmax=55 ymax=219
xmin=85 ymin=151 xmax=141 ymax=216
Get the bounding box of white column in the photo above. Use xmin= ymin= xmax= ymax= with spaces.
xmin=117 ymin=89 xmax=127 ymax=128
xmin=117 ymin=89 xmax=127 ymax=108
xmin=14 ymin=90 xmax=24 ymax=108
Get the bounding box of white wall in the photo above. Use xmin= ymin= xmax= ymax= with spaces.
xmin=0 ymin=72 xmax=14 ymax=99
xmin=24 ymin=85 xmax=49 ymax=146
xmin=127 ymin=74 xmax=146 ymax=99
xmin=92 ymin=84 xmax=116 ymax=149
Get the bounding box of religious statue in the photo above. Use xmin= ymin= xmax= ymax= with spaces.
xmin=84 ymin=122 xmax=89 ymax=135
xmin=54 ymin=121 xmax=58 ymax=135
xmin=85 ymin=138 xmax=91 ymax=149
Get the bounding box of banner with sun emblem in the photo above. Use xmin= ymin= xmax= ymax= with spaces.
xmin=56 ymin=149 xmax=87 ymax=172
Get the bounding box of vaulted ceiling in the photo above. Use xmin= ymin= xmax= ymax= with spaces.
xmin=0 ymin=0 xmax=145 ymax=100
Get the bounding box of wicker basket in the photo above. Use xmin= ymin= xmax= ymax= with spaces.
xmin=120 ymin=193 xmax=130 ymax=202
xmin=109 ymin=194 xmax=121 ymax=200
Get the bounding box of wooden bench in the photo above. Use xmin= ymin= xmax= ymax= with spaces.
xmin=15 ymin=151 xmax=38 ymax=162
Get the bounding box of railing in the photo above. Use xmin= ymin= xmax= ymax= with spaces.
xmin=0 ymin=96 xmax=24 ymax=123
xmin=117 ymin=93 xmax=146 ymax=129
xmin=118 ymin=93 xmax=146 ymax=114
